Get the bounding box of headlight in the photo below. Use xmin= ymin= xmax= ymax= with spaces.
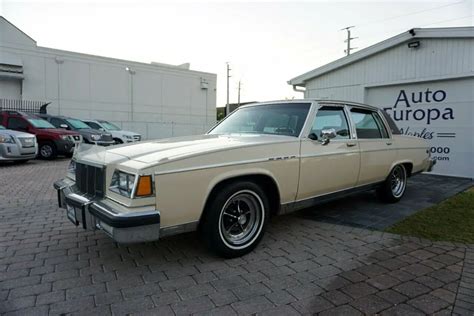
xmin=0 ymin=135 xmax=14 ymax=144
xmin=60 ymin=135 xmax=70 ymax=141
xmin=90 ymin=134 xmax=101 ymax=141
xmin=124 ymin=135 xmax=132 ymax=139
xmin=109 ymin=170 xmax=136 ymax=197
xmin=68 ymin=160 xmax=76 ymax=173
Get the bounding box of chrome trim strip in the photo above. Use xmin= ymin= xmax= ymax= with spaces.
xmin=160 ymin=221 xmax=199 ymax=237
xmin=284 ymin=179 xmax=384 ymax=205
xmin=300 ymin=151 xmax=359 ymax=159
xmin=154 ymin=158 xmax=280 ymax=175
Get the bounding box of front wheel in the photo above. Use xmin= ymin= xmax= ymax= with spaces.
xmin=38 ymin=142 xmax=57 ymax=160
xmin=201 ymin=181 xmax=269 ymax=258
xmin=377 ymin=164 xmax=407 ymax=203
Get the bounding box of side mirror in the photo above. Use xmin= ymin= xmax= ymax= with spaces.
xmin=320 ymin=128 xmax=337 ymax=145
xmin=59 ymin=124 xmax=69 ymax=129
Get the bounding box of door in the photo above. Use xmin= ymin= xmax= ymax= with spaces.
xmin=349 ymin=108 xmax=395 ymax=185
xmin=297 ymin=105 xmax=360 ymax=200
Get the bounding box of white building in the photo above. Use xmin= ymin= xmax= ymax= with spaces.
xmin=0 ymin=17 xmax=217 ymax=139
xmin=289 ymin=27 xmax=474 ymax=178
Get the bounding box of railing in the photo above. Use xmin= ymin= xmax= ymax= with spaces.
xmin=0 ymin=99 xmax=50 ymax=114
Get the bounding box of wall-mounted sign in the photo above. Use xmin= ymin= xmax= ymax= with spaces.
xmin=366 ymin=78 xmax=473 ymax=178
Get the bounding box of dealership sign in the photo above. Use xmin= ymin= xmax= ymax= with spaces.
xmin=366 ymin=78 xmax=473 ymax=178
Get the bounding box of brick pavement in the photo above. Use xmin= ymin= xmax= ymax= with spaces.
xmin=1 ymin=160 xmax=473 ymax=315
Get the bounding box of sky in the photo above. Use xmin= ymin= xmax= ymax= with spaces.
xmin=1 ymin=0 xmax=473 ymax=107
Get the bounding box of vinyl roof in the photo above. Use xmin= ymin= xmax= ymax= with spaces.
xmin=288 ymin=27 xmax=474 ymax=86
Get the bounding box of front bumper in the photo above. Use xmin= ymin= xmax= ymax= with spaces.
xmin=54 ymin=139 xmax=76 ymax=155
xmin=0 ymin=143 xmax=37 ymax=161
xmin=427 ymin=158 xmax=437 ymax=172
xmin=54 ymin=179 xmax=160 ymax=243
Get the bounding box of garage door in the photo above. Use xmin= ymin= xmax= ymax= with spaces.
xmin=366 ymin=77 xmax=474 ymax=178
xmin=0 ymin=79 xmax=21 ymax=99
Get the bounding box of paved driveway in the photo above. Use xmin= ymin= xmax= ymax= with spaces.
xmin=1 ymin=160 xmax=473 ymax=315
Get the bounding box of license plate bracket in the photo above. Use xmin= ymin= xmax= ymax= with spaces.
xmin=66 ymin=203 xmax=79 ymax=226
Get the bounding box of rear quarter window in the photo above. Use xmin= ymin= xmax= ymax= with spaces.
xmin=381 ymin=110 xmax=401 ymax=135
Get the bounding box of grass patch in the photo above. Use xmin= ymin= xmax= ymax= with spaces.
xmin=386 ymin=187 xmax=474 ymax=244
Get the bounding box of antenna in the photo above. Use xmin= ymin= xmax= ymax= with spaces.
xmin=341 ymin=26 xmax=358 ymax=56
xmin=226 ymin=62 xmax=231 ymax=116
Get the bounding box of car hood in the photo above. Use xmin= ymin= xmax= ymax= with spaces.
xmin=0 ymin=129 xmax=35 ymax=138
xmin=75 ymin=134 xmax=295 ymax=167
xmin=76 ymin=129 xmax=111 ymax=136
xmin=40 ymin=128 xmax=79 ymax=136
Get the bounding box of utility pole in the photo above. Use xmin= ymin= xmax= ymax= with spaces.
xmin=226 ymin=62 xmax=231 ymax=116
xmin=237 ymin=80 xmax=241 ymax=107
xmin=341 ymin=26 xmax=358 ymax=56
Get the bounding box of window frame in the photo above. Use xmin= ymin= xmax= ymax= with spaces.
xmin=349 ymin=107 xmax=391 ymax=140
xmin=310 ymin=105 xmax=352 ymax=140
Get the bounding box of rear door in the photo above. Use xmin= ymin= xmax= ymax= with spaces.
xmin=297 ymin=104 xmax=360 ymax=200
xmin=349 ymin=107 xmax=395 ymax=185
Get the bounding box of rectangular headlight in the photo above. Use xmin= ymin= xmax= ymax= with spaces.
xmin=109 ymin=170 xmax=136 ymax=197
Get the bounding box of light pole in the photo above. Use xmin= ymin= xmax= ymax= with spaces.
xmin=125 ymin=67 xmax=136 ymax=121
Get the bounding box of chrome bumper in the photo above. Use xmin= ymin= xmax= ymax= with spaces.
xmin=54 ymin=179 xmax=160 ymax=243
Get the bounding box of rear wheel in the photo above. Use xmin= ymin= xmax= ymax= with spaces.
xmin=377 ymin=164 xmax=407 ymax=203
xmin=201 ymin=181 xmax=269 ymax=258
xmin=38 ymin=142 xmax=57 ymax=160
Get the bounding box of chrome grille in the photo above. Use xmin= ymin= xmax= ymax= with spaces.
xmin=75 ymin=163 xmax=105 ymax=198
xmin=18 ymin=137 xmax=35 ymax=148
xmin=100 ymin=134 xmax=113 ymax=142
xmin=133 ymin=135 xmax=141 ymax=141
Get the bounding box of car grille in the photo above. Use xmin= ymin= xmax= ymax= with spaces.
xmin=75 ymin=163 xmax=105 ymax=198
xmin=100 ymin=134 xmax=113 ymax=142
xmin=133 ymin=135 xmax=141 ymax=141
xmin=18 ymin=137 xmax=35 ymax=148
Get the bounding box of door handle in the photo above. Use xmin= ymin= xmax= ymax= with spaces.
xmin=346 ymin=142 xmax=357 ymax=147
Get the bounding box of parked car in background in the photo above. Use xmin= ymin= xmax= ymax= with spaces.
xmin=39 ymin=114 xmax=114 ymax=146
xmin=0 ymin=111 xmax=81 ymax=159
xmin=54 ymin=100 xmax=436 ymax=258
xmin=0 ymin=124 xmax=37 ymax=163
xmin=83 ymin=119 xmax=141 ymax=144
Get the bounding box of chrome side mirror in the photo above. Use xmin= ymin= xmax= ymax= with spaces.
xmin=320 ymin=128 xmax=337 ymax=145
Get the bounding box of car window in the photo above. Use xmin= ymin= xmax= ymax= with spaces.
xmin=311 ymin=106 xmax=350 ymax=139
xmin=66 ymin=119 xmax=90 ymax=129
xmin=50 ymin=118 xmax=65 ymax=128
xmin=86 ymin=122 xmax=102 ymax=130
xmin=381 ymin=110 xmax=401 ymax=135
xmin=7 ymin=117 xmax=29 ymax=130
xmin=100 ymin=121 xmax=120 ymax=131
xmin=28 ymin=118 xmax=56 ymax=129
xmin=208 ymin=103 xmax=311 ymax=137
xmin=350 ymin=109 xmax=387 ymax=139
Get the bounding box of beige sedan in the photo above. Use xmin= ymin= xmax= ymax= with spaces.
xmin=54 ymin=100 xmax=435 ymax=257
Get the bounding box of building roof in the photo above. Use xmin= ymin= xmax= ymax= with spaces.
xmin=288 ymin=27 xmax=474 ymax=87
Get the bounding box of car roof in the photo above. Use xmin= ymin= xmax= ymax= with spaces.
xmin=238 ymin=99 xmax=380 ymax=112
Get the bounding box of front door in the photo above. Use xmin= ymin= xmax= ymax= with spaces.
xmin=297 ymin=105 xmax=360 ymax=201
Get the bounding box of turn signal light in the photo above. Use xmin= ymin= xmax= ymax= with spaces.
xmin=136 ymin=175 xmax=153 ymax=197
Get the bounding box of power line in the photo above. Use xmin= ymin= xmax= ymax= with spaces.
xmin=355 ymin=0 xmax=466 ymax=28
xmin=419 ymin=14 xmax=474 ymax=27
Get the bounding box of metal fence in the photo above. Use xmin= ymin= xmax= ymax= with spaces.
xmin=0 ymin=99 xmax=50 ymax=114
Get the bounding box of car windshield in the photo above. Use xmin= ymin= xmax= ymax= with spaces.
xmin=100 ymin=121 xmax=121 ymax=131
xmin=28 ymin=118 xmax=56 ymax=129
xmin=67 ymin=119 xmax=90 ymax=129
xmin=208 ymin=103 xmax=311 ymax=137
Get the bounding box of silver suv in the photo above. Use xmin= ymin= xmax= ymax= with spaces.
xmin=0 ymin=124 xmax=38 ymax=163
